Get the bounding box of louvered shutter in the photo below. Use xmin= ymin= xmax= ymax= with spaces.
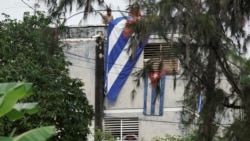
xmin=103 ymin=117 xmax=139 ymax=140
xmin=144 ymin=44 xmax=178 ymax=74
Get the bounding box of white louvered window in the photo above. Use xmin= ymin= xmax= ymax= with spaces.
xmin=144 ymin=43 xmax=179 ymax=74
xmin=103 ymin=117 xmax=139 ymax=141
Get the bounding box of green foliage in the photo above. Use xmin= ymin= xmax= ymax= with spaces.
xmin=151 ymin=130 xmax=198 ymax=141
xmin=94 ymin=129 xmax=115 ymax=141
xmin=222 ymin=58 xmax=250 ymax=141
xmin=0 ymin=12 xmax=94 ymax=140
xmin=0 ymin=83 xmax=55 ymax=141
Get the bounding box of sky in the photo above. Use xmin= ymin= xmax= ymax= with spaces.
xmin=0 ymin=0 xmax=129 ymax=26
xmin=1 ymin=0 xmax=250 ymax=57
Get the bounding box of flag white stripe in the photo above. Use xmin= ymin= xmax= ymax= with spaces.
xmin=108 ymin=19 xmax=127 ymax=55
xmin=155 ymin=95 xmax=160 ymax=115
xmin=146 ymin=82 xmax=152 ymax=115
xmin=106 ymin=39 xmax=131 ymax=94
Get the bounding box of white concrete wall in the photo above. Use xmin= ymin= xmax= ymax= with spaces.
xmin=63 ymin=38 xmax=97 ymax=107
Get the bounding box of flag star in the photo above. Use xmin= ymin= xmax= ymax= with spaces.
xmin=153 ymin=73 xmax=158 ymax=79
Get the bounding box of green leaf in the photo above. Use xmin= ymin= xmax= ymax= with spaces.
xmin=5 ymin=109 xmax=23 ymax=121
xmin=14 ymin=103 xmax=39 ymax=115
xmin=13 ymin=126 xmax=55 ymax=141
xmin=0 ymin=83 xmax=32 ymax=98
xmin=5 ymin=103 xmax=39 ymax=121
xmin=0 ymin=83 xmax=32 ymax=118
xmin=0 ymin=136 xmax=13 ymax=141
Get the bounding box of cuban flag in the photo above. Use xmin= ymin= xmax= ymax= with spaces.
xmin=105 ymin=17 xmax=146 ymax=102
xmin=143 ymin=71 xmax=166 ymax=116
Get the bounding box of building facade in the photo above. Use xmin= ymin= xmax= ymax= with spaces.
xmin=62 ymin=25 xmax=233 ymax=141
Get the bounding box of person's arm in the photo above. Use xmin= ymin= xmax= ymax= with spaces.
xmin=102 ymin=15 xmax=108 ymax=24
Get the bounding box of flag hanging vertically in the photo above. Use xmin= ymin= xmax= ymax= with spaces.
xmin=143 ymin=71 xmax=166 ymax=116
xmin=105 ymin=17 xmax=146 ymax=102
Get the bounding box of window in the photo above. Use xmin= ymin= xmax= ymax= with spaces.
xmin=103 ymin=117 xmax=139 ymax=140
xmin=144 ymin=43 xmax=178 ymax=74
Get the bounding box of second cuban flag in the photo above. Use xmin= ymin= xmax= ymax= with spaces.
xmin=143 ymin=71 xmax=166 ymax=116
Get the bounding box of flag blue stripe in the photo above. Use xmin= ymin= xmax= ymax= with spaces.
xmin=143 ymin=77 xmax=148 ymax=115
xmin=107 ymin=42 xmax=144 ymax=102
xmin=151 ymin=86 xmax=156 ymax=115
xmin=159 ymin=75 xmax=166 ymax=116
xmin=198 ymin=94 xmax=202 ymax=113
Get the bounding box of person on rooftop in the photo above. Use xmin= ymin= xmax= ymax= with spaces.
xmin=102 ymin=8 xmax=114 ymax=24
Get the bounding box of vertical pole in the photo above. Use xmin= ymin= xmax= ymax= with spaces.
xmin=95 ymin=36 xmax=104 ymax=132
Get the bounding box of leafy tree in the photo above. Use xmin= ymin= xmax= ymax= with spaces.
xmin=0 ymin=12 xmax=94 ymax=140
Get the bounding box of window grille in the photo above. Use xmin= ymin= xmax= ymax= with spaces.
xmin=144 ymin=44 xmax=178 ymax=74
xmin=103 ymin=117 xmax=139 ymax=140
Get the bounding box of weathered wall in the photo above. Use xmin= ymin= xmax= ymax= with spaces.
xmin=64 ymin=39 xmax=97 ymax=107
